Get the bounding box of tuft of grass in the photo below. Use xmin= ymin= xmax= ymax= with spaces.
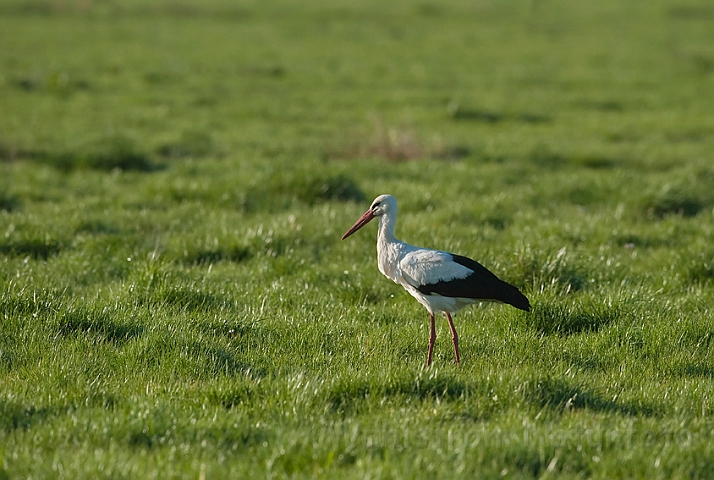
xmin=152 ymin=287 xmax=231 ymax=312
xmin=688 ymin=264 xmax=714 ymax=285
xmin=0 ymin=238 xmax=62 ymax=260
xmin=56 ymin=307 xmax=143 ymax=344
xmin=0 ymin=140 xmax=18 ymax=162
xmin=156 ymin=131 xmax=215 ymax=159
xmin=74 ymin=219 xmax=121 ymax=236
xmin=643 ymin=184 xmax=712 ymax=218
xmin=368 ymin=126 xmax=424 ymax=162
xmin=329 ymin=124 xmax=473 ymax=162
xmin=0 ymin=400 xmax=56 ymax=433
xmin=43 ymin=136 xmax=156 ymax=172
xmin=9 ymin=70 xmax=90 ymax=97
xmin=0 ymin=191 xmax=20 ymax=212
xmin=526 ymin=293 xmax=628 ymax=335
xmin=447 ymin=102 xmax=551 ymax=124
xmin=683 ymin=250 xmax=714 ymax=285
xmin=514 ymin=246 xmax=591 ymax=293
xmin=667 ymin=5 xmax=714 ymax=19
xmin=324 ymin=369 xmax=475 ymax=414
xmin=0 ymin=139 xmax=44 ymax=163
xmin=571 ymin=155 xmax=620 ymax=169
xmin=204 ymin=379 xmax=258 ymax=409
xmin=179 ymin=245 xmax=252 ymax=265
xmin=331 ymin=124 xmax=424 ymax=162
xmin=246 ymin=171 xmax=366 ymax=209
xmin=527 ymin=144 xmax=569 ymax=169
xmin=449 ymin=106 xmax=504 ymax=123
xmin=294 ymin=174 xmax=366 ymax=204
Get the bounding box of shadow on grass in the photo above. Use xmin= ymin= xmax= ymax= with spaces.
xmin=204 ymin=378 xmax=259 ymax=409
xmin=448 ymin=205 xmax=513 ymax=230
xmin=447 ymin=103 xmax=551 ymax=124
xmin=574 ymin=99 xmax=624 ymax=112
xmin=156 ymin=131 xmax=215 ymax=159
xmin=642 ymin=184 xmax=714 ymax=219
xmin=179 ymin=245 xmax=252 ymax=266
xmin=571 ymin=155 xmax=620 ymax=170
xmin=498 ymin=441 xmax=593 ymax=478
xmin=0 ymin=191 xmax=20 ymax=212
xmin=7 ymin=70 xmax=91 ymax=97
xmin=526 ymin=145 xmax=622 ymax=170
xmin=85 ymin=389 xmax=121 ymax=410
xmin=384 ymin=371 xmax=470 ymax=399
xmin=450 ymin=108 xmax=504 ymax=123
xmin=528 ymin=145 xmax=568 ymax=168
xmin=0 ymin=2 xmax=58 ymax=17
xmin=75 ymin=219 xmax=122 ymax=235
xmin=289 ymin=174 xmax=366 ymax=205
xmin=671 ymin=363 xmax=714 ymax=379
xmin=133 ymin=335 xmax=264 ymax=380
xmin=0 ymin=238 xmax=62 ymax=260
xmin=668 ymin=5 xmax=714 ymax=19
xmin=125 ymin=410 xmax=177 ymax=449
xmin=526 ymin=377 xmax=659 ymax=416
xmin=325 ymin=371 xmax=478 ymax=414
xmin=645 ymin=196 xmax=706 ymax=219
xmin=241 ymin=173 xmax=365 ymax=213
xmin=0 ymin=399 xmax=56 ymax=432
xmin=57 ymin=308 xmax=143 ymax=344
xmin=131 ymin=4 xmax=253 ymax=20
xmin=203 ymin=345 xmax=263 ymax=377
xmin=41 ymin=136 xmax=159 ymax=172
xmin=153 ymin=287 xmax=231 ymax=312
xmin=686 ymin=261 xmax=714 ymax=286
xmin=126 ymin=410 xmax=267 ymax=451
xmin=561 ymin=352 xmax=615 ymax=373
xmin=0 ymin=2 xmax=253 ymax=20
xmin=1 ymin=289 xmax=63 ymax=318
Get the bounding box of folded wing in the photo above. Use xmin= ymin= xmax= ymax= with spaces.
xmin=400 ymin=250 xmax=530 ymax=311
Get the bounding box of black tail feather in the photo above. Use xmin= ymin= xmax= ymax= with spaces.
xmin=501 ymin=280 xmax=530 ymax=312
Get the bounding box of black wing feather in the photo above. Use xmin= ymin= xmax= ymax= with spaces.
xmin=416 ymin=254 xmax=530 ymax=311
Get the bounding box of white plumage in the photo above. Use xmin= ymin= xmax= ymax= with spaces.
xmin=342 ymin=194 xmax=530 ymax=366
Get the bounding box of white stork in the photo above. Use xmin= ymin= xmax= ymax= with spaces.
xmin=341 ymin=194 xmax=530 ymax=366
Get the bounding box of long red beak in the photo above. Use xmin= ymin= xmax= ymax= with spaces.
xmin=341 ymin=209 xmax=375 ymax=240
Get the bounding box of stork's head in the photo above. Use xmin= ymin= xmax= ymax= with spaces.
xmin=368 ymin=194 xmax=397 ymax=218
xmin=341 ymin=194 xmax=396 ymax=240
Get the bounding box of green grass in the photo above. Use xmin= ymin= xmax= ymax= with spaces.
xmin=1 ymin=0 xmax=714 ymax=478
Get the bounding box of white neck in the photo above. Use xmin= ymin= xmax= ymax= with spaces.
xmin=377 ymin=212 xmax=397 ymax=245
xmin=375 ymin=211 xmax=407 ymax=282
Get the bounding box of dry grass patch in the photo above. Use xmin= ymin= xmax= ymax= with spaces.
xmin=327 ymin=123 xmax=471 ymax=162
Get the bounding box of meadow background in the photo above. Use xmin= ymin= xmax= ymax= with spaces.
xmin=2 ymin=0 xmax=714 ymax=478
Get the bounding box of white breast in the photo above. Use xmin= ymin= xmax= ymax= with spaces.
xmin=376 ymin=236 xmax=409 ymax=283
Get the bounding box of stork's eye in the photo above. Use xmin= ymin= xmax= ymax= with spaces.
xmin=371 ymin=201 xmax=381 ymax=210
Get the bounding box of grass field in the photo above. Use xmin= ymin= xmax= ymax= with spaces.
xmin=2 ymin=0 xmax=714 ymax=478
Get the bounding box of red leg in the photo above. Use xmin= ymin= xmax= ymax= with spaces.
xmin=426 ymin=313 xmax=436 ymax=367
xmin=446 ymin=312 xmax=460 ymax=364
